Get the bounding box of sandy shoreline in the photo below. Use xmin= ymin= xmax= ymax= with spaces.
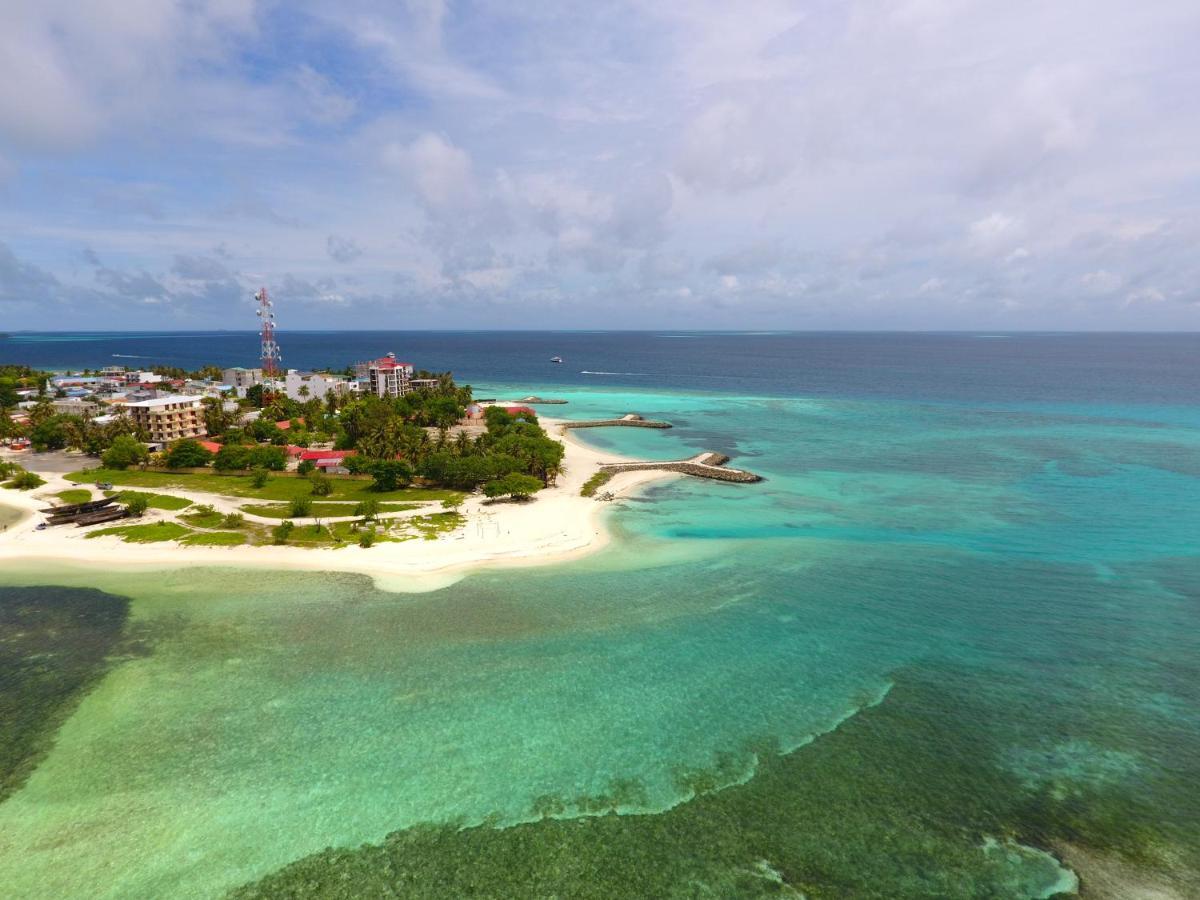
xmin=0 ymin=419 xmax=676 ymax=591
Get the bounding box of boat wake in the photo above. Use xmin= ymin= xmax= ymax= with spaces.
xmin=580 ymin=370 xmax=654 ymax=377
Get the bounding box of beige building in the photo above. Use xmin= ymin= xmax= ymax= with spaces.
xmin=125 ymin=395 xmax=207 ymax=444
xmin=222 ymin=367 xmax=263 ymax=398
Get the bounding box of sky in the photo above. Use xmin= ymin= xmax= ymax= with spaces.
xmin=1 ymin=0 xmax=1198 ymax=331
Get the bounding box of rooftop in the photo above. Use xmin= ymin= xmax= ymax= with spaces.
xmin=124 ymin=394 xmax=205 ymax=408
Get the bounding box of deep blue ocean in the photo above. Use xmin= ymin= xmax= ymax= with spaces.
xmin=0 ymin=331 xmax=1197 ymax=898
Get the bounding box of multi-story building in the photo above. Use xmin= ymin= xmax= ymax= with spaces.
xmin=125 ymin=395 xmax=207 ymax=445
xmin=283 ymin=369 xmax=354 ymax=403
xmin=51 ymin=398 xmax=101 ymax=418
xmin=222 ymin=367 xmax=264 ymax=398
xmin=355 ymin=353 xmax=415 ymax=398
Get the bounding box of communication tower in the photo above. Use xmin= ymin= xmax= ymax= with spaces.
xmin=254 ymin=287 xmax=282 ymax=378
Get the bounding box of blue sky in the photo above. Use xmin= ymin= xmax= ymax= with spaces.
xmin=1 ymin=0 xmax=1198 ymax=330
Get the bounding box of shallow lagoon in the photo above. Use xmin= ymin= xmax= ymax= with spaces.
xmin=1 ymin=372 xmax=1198 ymax=897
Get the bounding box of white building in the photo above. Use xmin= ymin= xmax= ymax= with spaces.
xmin=355 ymin=353 xmax=415 ymax=398
xmin=283 ymin=370 xmax=353 ymax=403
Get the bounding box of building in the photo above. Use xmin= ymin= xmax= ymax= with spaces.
xmin=283 ymin=369 xmax=353 ymax=403
xmin=51 ymin=398 xmax=101 ymax=418
xmin=355 ymin=353 xmax=414 ymax=398
xmin=125 ymin=395 xmax=207 ymax=444
xmin=222 ymin=367 xmax=263 ymax=398
xmin=299 ymin=448 xmax=357 ymax=474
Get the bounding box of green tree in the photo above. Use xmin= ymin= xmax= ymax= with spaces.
xmin=483 ymin=473 xmax=542 ymax=501
xmin=165 ymin=439 xmax=214 ymax=469
xmin=101 ymin=434 xmax=149 ymax=470
xmin=368 ymin=459 xmax=413 ymax=492
xmin=353 ymin=498 xmax=379 ymax=520
xmin=297 ymin=459 xmax=315 ymax=475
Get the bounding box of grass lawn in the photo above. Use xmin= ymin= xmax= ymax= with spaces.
xmin=104 ymin=490 xmax=193 ymax=511
xmin=180 ymin=509 xmax=225 ymax=528
xmin=240 ymin=501 xmax=422 ymax=519
xmin=85 ymin=522 xmax=192 ymax=543
xmin=409 ymin=512 xmax=465 ymax=539
xmin=68 ymin=468 xmax=464 ymax=504
xmin=55 ymin=489 xmax=93 ymax=504
xmin=180 ymin=531 xmax=246 ymax=547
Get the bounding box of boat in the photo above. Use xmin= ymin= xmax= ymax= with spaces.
xmin=550 ymin=356 xmax=563 ymax=363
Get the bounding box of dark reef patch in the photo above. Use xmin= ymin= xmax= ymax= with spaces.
xmin=230 ymin=663 xmax=1199 ymax=898
xmin=0 ymin=586 xmax=132 ymax=802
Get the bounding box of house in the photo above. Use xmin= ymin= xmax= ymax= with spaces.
xmin=125 ymin=395 xmax=207 ymax=444
xmin=197 ymin=440 xmax=223 ymax=454
xmin=504 ymin=406 xmax=537 ymax=417
xmin=299 ymin=448 xmax=357 ymax=473
xmin=355 ymin=353 xmax=415 ymax=398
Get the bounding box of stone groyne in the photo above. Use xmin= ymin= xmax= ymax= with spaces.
xmin=560 ymin=414 xmax=672 ymax=430
xmin=599 ymin=452 xmax=762 ymax=483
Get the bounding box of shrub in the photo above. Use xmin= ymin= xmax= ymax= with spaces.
xmin=441 ymin=495 xmax=464 ymax=511
xmin=9 ymin=469 xmax=45 ymax=490
xmin=101 ymin=434 xmax=149 ymax=470
xmin=193 ymin=503 xmax=216 ymax=516
xmin=124 ymin=494 xmax=150 ymax=516
xmin=289 ymin=497 xmax=312 ymax=517
xmin=309 ymin=473 xmax=332 ymax=496
xmin=272 ymin=520 xmax=294 ymax=544
xmin=250 ymin=468 xmax=269 ymax=488
xmin=165 ymin=439 xmax=214 ymax=469
xmin=220 ymin=512 xmax=245 ymax=529
xmin=358 ymin=529 xmax=376 ymax=548
xmin=297 ymin=459 xmax=315 ymax=476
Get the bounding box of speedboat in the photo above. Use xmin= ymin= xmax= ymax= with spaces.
xmin=550 ymin=356 xmax=563 ymax=363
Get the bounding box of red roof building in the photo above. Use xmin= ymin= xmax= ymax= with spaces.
xmin=504 ymin=406 xmax=536 ymax=417
xmin=198 ymin=440 xmax=223 ymax=454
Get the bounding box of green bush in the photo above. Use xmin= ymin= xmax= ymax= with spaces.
xmin=289 ymin=497 xmax=312 ymax=517
xmin=354 ymin=498 xmax=379 ymax=520
xmin=8 ymin=469 xmax=45 ymax=490
xmin=250 ymin=468 xmax=269 ymax=488
xmin=124 ymin=494 xmax=150 ymax=516
xmin=309 ymin=473 xmax=332 ymax=496
xmin=101 ymin=434 xmax=148 ymax=470
xmin=358 ymin=529 xmax=376 ymax=548
xmin=297 ymin=459 xmax=315 ymax=475
xmin=164 ymin=439 xmax=214 ymax=469
xmin=220 ymin=512 xmax=245 ymax=529
xmin=272 ymin=520 xmax=294 ymax=544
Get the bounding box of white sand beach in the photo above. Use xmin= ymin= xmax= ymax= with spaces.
xmin=0 ymin=420 xmax=676 ymax=591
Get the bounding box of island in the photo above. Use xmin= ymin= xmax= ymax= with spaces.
xmin=0 ymin=359 xmax=758 ymax=587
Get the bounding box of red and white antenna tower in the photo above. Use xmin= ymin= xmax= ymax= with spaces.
xmin=255 ymin=287 xmax=282 ymax=378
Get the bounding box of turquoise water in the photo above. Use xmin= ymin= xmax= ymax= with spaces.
xmin=1 ymin=346 xmax=1199 ymax=896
